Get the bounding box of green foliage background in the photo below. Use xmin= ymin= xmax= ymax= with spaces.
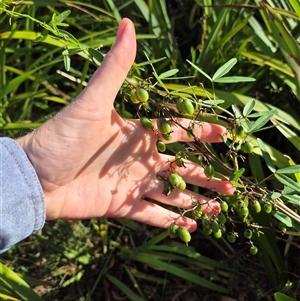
xmin=0 ymin=0 xmax=299 ymax=300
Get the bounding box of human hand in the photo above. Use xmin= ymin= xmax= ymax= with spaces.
xmin=17 ymin=18 xmax=235 ymax=232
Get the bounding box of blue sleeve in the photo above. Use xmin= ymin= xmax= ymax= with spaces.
xmin=0 ymin=138 xmax=45 ymax=253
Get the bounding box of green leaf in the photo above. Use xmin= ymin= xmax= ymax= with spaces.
xmin=274 ymin=292 xmax=298 ymax=301
xmin=273 ymin=212 xmax=293 ymax=228
xmin=202 ymin=99 xmax=225 ymax=105
xmin=243 ymin=99 xmax=255 ymax=117
xmin=248 ymin=110 xmax=277 ymax=133
xmin=106 ymin=274 xmax=144 ymax=301
xmin=271 ymin=119 xmax=300 ymax=151
xmin=212 ymin=58 xmax=237 ymax=81
xmin=53 ymin=9 xmax=71 ymax=23
xmin=0 ymin=263 xmax=45 ymax=301
xmin=282 ymin=194 xmax=300 ymax=206
xmin=274 ymin=173 xmax=300 ymax=192
xmin=187 ymin=59 xmax=212 ymax=81
xmin=214 ymin=76 xmax=256 ymax=83
xmin=158 ymin=69 xmax=179 ymax=79
xmin=257 ymin=138 xmax=276 ymax=173
xmin=129 ymin=251 xmax=230 ymax=294
xmin=63 ymin=50 xmax=71 ymax=71
xmin=230 ymin=168 xmax=245 ymax=182
xmin=88 ymin=48 xmax=104 ymax=63
xmin=277 ymin=165 xmax=300 ymax=174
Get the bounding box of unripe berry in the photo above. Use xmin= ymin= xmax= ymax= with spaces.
xmin=157 ymin=118 xmax=172 ymax=134
xmin=136 ymin=88 xmax=149 ymax=103
xmin=156 ymin=140 xmax=166 ymax=152
xmin=177 ymin=227 xmax=191 ymax=244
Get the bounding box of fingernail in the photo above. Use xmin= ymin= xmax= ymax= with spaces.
xmin=116 ymin=18 xmax=128 ymax=42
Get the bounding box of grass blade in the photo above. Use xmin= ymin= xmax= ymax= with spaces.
xmin=106 ymin=274 xmax=145 ymax=301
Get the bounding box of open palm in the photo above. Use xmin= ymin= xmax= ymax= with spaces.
xmin=17 ymin=19 xmax=235 ymax=231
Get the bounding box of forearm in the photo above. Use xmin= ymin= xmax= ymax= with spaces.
xmin=0 ymin=138 xmax=45 ymax=253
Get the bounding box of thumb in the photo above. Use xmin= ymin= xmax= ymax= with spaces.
xmin=79 ymin=18 xmax=136 ymax=109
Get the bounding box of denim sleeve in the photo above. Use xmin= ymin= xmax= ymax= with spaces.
xmin=0 ymin=137 xmax=45 ymax=253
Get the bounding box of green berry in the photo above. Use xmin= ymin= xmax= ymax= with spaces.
xmin=241 ymin=141 xmax=254 ymax=153
xmin=214 ymin=229 xmax=222 ymax=239
xmin=181 ymin=99 xmax=194 ymax=115
xmin=217 ymin=212 xmax=227 ymax=224
xmin=204 ymin=164 xmax=215 ymax=178
xmin=239 ymin=206 xmax=249 ymax=218
xmin=168 ymin=223 xmax=179 ymax=238
xmin=140 ymin=116 xmax=154 ymax=130
xmin=157 ymin=118 xmax=172 ymax=134
xmin=250 ymin=246 xmax=258 ymax=255
xmin=169 ymin=173 xmax=186 ymax=190
xmin=220 ymin=201 xmax=229 ymax=212
xmin=162 ymin=133 xmax=172 ymax=141
xmin=251 ymin=200 xmax=261 ymax=213
xmin=177 ymin=227 xmax=191 ymax=244
xmin=236 ymin=125 xmax=246 ymax=138
xmin=136 ymin=88 xmax=149 ymax=103
xmin=264 ymin=203 xmax=272 ymax=214
xmin=193 ymin=204 xmax=202 ymax=220
xmin=227 ymin=232 xmax=236 ymax=243
xmin=203 ymin=227 xmax=212 ymax=236
xmin=244 ymin=229 xmax=253 ymax=239
xmin=202 ymin=215 xmax=211 ymax=228
xmin=156 ymin=140 xmax=166 ymax=152
xmin=129 ymin=89 xmax=140 ymax=104
xmin=211 ymin=220 xmax=219 ymax=233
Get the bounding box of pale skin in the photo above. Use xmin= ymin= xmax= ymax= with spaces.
xmin=17 ymin=18 xmax=235 ymax=232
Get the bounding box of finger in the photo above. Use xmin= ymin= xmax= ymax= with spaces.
xmin=79 ymin=18 xmax=136 ymax=109
xmin=125 ymin=199 xmax=197 ymax=231
xmin=144 ymin=178 xmax=221 ymax=216
xmin=156 ymin=118 xmax=226 ymax=143
xmin=158 ymin=154 xmax=236 ymax=195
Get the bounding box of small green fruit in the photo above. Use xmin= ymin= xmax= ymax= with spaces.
xmin=181 ymin=99 xmax=195 ymax=115
xmin=236 ymin=125 xmax=246 ymax=138
xmin=156 ymin=140 xmax=166 ymax=152
xmin=241 ymin=141 xmax=254 ymax=153
xmin=203 ymin=227 xmax=213 ymax=236
xmin=251 ymin=200 xmax=261 ymax=213
xmin=169 ymin=173 xmax=186 ymax=190
xmin=239 ymin=206 xmax=249 ymax=218
xmin=217 ymin=212 xmax=227 ymax=224
xmin=264 ymin=203 xmax=272 ymax=214
xmin=214 ymin=229 xmax=222 ymax=239
xmin=129 ymin=89 xmax=140 ymax=104
xmin=162 ymin=133 xmax=172 ymax=141
xmin=177 ymin=227 xmax=191 ymax=244
xmin=227 ymin=232 xmax=236 ymax=243
xmin=140 ymin=116 xmax=154 ymax=130
xmin=157 ymin=118 xmax=172 ymax=134
xmin=244 ymin=229 xmax=253 ymax=239
xmin=168 ymin=223 xmax=179 ymax=238
xmin=204 ymin=164 xmax=215 ymax=178
xmin=136 ymin=88 xmax=149 ymax=103
xmin=211 ymin=220 xmax=220 ymax=233
xmin=250 ymin=246 xmax=258 ymax=255
xmin=220 ymin=201 xmax=229 ymax=212
xmin=193 ymin=204 xmax=202 ymax=220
